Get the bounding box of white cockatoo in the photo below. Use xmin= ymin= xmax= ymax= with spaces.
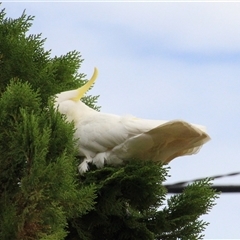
xmin=54 ymin=68 xmax=210 ymax=174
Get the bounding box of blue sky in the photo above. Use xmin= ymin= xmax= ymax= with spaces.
xmin=2 ymin=2 xmax=240 ymax=238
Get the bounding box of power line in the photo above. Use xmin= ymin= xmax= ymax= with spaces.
xmin=164 ymin=171 xmax=240 ymax=194
xmin=165 ymin=184 xmax=240 ymax=194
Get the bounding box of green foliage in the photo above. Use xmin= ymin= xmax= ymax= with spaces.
xmin=0 ymin=80 xmax=96 ymax=240
xmin=69 ymin=161 xmax=167 ymax=240
xmin=0 ymin=6 xmax=219 ymax=240
xmin=68 ymin=163 xmax=218 ymax=240
xmin=0 ymin=7 xmax=99 ymax=110
xmin=154 ymin=179 xmax=218 ymax=239
xmin=0 ymin=7 xmax=96 ymax=240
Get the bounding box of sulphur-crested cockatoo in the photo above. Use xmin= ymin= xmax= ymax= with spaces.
xmin=54 ymin=68 xmax=210 ymax=174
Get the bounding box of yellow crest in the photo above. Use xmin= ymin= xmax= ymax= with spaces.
xmin=71 ymin=67 xmax=98 ymax=101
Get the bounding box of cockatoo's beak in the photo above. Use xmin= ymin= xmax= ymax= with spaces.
xmin=71 ymin=67 xmax=98 ymax=101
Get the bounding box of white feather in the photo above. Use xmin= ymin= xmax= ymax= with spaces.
xmin=54 ymin=90 xmax=210 ymax=174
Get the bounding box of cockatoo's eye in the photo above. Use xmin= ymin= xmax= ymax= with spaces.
xmin=71 ymin=67 xmax=98 ymax=102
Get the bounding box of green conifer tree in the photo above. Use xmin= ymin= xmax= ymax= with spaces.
xmin=0 ymin=8 xmax=96 ymax=240
xmin=0 ymin=7 xmax=219 ymax=240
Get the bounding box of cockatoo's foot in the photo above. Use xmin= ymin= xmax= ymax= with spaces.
xmin=78 ymin=158 xmax=91 ymax=174
xmin=92 ymin=152 xmax=107 ymax=168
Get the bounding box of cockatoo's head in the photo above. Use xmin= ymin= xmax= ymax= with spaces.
xmin=54 ymin=68 xmax=98 ymax=122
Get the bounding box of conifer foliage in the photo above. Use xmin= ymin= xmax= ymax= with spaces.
xmin=0 ymin=8 xmax=96 ymax=240
xmin=0 ymin=7 xmax=219 ymax=240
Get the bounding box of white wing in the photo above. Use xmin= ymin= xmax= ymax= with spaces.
xmin=93 ymin=120 xmax=210 ymax=167
xmin=75 ymin=112 xmax=168 ymax=153
xmin=75 ymin=111 xmax=210 ymax=171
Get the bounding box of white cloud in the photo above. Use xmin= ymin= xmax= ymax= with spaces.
xmin=55 ymin=2 xmax=240 ymax=53
xmin=7 ymin=2 xmax=240 ymax=53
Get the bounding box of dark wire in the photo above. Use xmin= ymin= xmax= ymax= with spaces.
xmin=164 ymin=172 xmax=240 ymax=193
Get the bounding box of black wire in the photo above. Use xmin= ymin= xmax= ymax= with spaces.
xmin=164 ymin=171 xmax=240 ymax=193
xmin=165 ymin=185 xmax=240 ymax=193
